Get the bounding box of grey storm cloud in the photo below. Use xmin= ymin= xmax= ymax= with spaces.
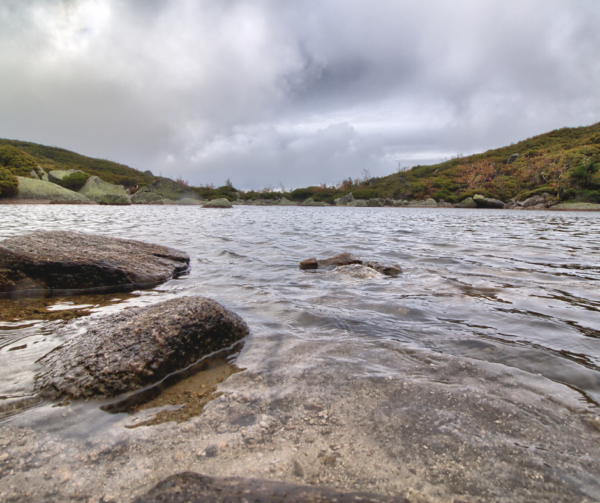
xmin=1 ymin=0 xmax=599 ymax=189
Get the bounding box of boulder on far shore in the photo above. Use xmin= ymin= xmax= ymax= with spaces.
xmin=346 ymin=199 xmax=367 ymax=207
xmin=203 ymin=198 xmax=233 ymax=208
xmin=177 ymin=198 xmax=204 ymax=205
xmin=131 ymin=187 xmax=164 ymax=204
xmin=14 ymin=177 xmax=93 ymax=203
xmin=34 ymin=296 xmax=249 ymax=399
xmin=0 ymin=230 xmax=189 ymax=297
xmin=301 ymin=197 xmax=328 ymax=206
xmin=146 ymin=178 xmax=201 ymax=202
xmin=456 ymin=197 xmax=477 ymax=208
xmin=277 ymin=197 xmax=297 ymax=206
xmin=47 ymin=169 xmax=85 ymax=184
xmin=78 ymin=176 xmax=131 ymax=205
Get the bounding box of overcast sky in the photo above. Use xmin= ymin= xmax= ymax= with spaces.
xmin=1 ymin=0 xmax=599 ymax=189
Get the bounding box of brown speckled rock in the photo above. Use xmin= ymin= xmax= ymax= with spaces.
xmin=0 ymin=231 xmax=189 ymax=297
xmin=34 ymin=296 xmax=249 ymax=399
xmin=132 ymin=472 xmax=409 ymax=503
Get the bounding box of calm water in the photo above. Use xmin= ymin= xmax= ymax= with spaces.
xmin=1 ymin=205 xmax=599 ymax=409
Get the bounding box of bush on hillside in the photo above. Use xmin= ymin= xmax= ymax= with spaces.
xmin=58 ymin=172 xmax=90 ymax=191
xmin=0 ymin=167 xmax=18 ymax=198
xmin=0 ymin=145 xmax=38 ymax=176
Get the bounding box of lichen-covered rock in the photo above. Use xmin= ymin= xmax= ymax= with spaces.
xmin=47 ymin=169 xmax=85 ymax=184
xmin=475 ymin=197 xmax=505 ymax=209
xmin=336 ymin=193 xmax=354 ymax=206
xmin=78 ymin=176 xmax=130 ymax=205
xmin=0 ymin=231 xmax=189 ymax=297
xmin=133 ymin=473 xmax=408 ymax=503
xmin=457 ymin=197 xmax=477 ymax=208
xmin=34 ymin=296 xmax=249 ymax=399
xmin=203 ymin=198 xmax=232 ymax=208
xmin=14 ymin=177 xmax=93 ymax=203
xmin=276 ymin=197 xmax=297 ymax=205
xmin=368 ymin=198 xmax=383 ymax=207
xmin=301 ymin=197 xmax=328 ymax=206
xmin=346 ymin=199 xmax=367 ymax=207
xmin=522 ymin=195 xmax=546 ymax=208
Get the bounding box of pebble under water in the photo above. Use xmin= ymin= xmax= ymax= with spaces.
xmin=0 ymin=205 xmax=599 ymax=503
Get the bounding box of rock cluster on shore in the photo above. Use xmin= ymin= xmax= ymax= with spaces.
xmin=35 ymin=296 xmax=249 ymax=399
xmin=0 ymin=231 xmax=190 ymax=297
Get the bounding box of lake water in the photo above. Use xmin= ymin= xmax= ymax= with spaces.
xmin=1 ymin=205 xmax=600 ymax=502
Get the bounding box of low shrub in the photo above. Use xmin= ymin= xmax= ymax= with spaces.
xmin=0 ymin=145 xmax=38 ymax=176
xmin=352 ymin=188 xmax=379 ymax=200
xmin=0 ymin=167 xmax=18 ymax=197
xmin=58 ymin=172 xmax=90 ymax=191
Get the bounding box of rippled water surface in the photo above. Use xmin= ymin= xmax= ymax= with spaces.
xmin=1 ymin=205 xmax=600 ymax=409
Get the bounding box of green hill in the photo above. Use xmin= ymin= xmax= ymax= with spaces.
xmin=367 ymin=122 xmax=600 ymax=203
xmin=0 ymin=138 xmax=156 ymax=189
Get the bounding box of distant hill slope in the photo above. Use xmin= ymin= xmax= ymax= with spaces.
xmin=0 ymin=138 xmax=155 ymax=187
xmin=367 ymin=122 xmax=600 ymax=203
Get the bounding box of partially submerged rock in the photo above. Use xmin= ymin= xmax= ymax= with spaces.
xmin=366 ymin=261 xmax=402 ymax=276
xmin=299 ymin=254 xmax=401 ymax=276
xmin=34 ymin=296 xmax=249 ymax=399
xmin=318 ymin=253 xmax=362 ymax=268
xmin=14 ymin=177 xmax=93 ymax=203
xmin=203 ymin=198 xmax=232 ymax=208
xmin=78 ymin=176 xmax=130 ymax=205
xmin=0 ymin=231 xmax=189 ymax=297
xmin=133 ymin=472 xmax=408 ymax=503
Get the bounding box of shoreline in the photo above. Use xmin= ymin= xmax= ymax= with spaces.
xmin=1 ymin=199 xmax=600 ymax=211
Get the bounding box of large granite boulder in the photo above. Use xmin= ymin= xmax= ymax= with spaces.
xmin=133 ymin=473 xmax=408 ymax=503
xmin=146 ymin=178 xmax=200 ymax=202
xmin=14 ymin=177 xmax=93 ymax=203
xmin=457 ymin=197 xmax=477 ymax=208
xmin=336 ymin=193 xmax=354 ymax=206
xmin=0 ymin=231 xmax=189 ymax=297
xmin=301 ymin=197 xmax=328 ymax=206
xmin=368 ymin=198 xmax=384 ymax=207
xmin=34 ymin=296 xmax=249 ymax=399
xmin=47 ymin=169 xmax=85 ymax=184
xmin=277 ymin=197 xmax=297 ymax=205
xmin=475 ymin=197 xmax=505 ymax=209
xmin=346 ymin=199 xmax=367 ymax=207
xmin=78 ymin=176 xmax=131 ymax=205
xmin=203 ymin=198 xmax=233 ymax=208
xmin=300 ymin=253 xmax=401 ymax=276
xmin=409 ymin=198 xmax=437 ymax=207
xmin=522 ymin=195 xmax=546 ymax=208
xmin=131 ymin=187 xmax=164 ymax=204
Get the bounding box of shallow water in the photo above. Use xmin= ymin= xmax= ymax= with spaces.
xmin=1 ymin=205 xmax=600 ymax=501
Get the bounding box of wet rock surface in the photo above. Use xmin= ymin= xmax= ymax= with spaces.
xmin=0 ymin=231 xmax=190 ymax=297
xmin=300 ymin=254 xmax=401 ymax=276
xmin=34 ymin=296 xmax=249 ymax=399
xmin=133 ymin=472 xmax=409 ymax=503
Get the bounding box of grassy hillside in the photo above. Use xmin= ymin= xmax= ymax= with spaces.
xmin=367 ymin=122 xmax=600 ymax=203
xmin=0 ymin=139 xmax=156 ymax=188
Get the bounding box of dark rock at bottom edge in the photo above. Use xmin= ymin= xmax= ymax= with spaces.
xmin=132 ymin=472 xmax=409 ymax=503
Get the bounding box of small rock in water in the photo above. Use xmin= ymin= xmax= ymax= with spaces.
xmin=299 ymin=253 xmax=362 ymax=270
xmin=366 ymin=261 xmax=402 ymax=276
xmin=318 ymin=253 xmax=362 ymax=268
xmin=34 ymin=296 xmax=249 ymax=399
xmin=299 ymin=258 xmax=318 ymax=270
xmin=133 ymin=472 xmax=409 ymax=503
